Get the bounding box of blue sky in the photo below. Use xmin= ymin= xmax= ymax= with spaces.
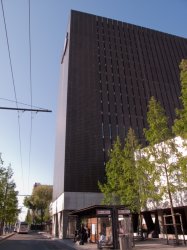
xmin=0 ymin=0 xmax=187 ymax=220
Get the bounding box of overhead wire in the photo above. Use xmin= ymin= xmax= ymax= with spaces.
xmin=0 ymin=97 xmax=47 ymax=110
xmin=28 ymin=0 xmax=32 ymax=194
xmin=0 ymin=0 xmax=24 ymax=190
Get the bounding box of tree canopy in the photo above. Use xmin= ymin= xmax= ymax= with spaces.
xmin=0 ymin=155 xmax=19 ymax=234
xmin=24 ymin=184 xmax=53 ymax=224
xmin=173 ymin=59 xmax=187 ymax=138
xmin=144 ymin=96 xmax=187 ymax=245
xmin=98 ymin=128 xmax=158 ymax=214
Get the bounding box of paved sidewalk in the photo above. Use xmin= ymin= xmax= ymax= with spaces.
xmin=58 ymin=238 xmax=187 ymax=250
xmin=1 ymin=232 xmax=186 ymax=250
xmin=42 ymin=232 xmax=187 ymax=250
xmin=0 ymin=232 xmax=14 ymax=241
xmin=133 ymin=239 xmax=187 ymax=250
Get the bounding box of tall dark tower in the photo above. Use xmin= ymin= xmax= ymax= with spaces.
xmin=52 ymin=10 xmax=187 ymax=238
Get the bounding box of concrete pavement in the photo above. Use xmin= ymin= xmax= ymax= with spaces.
xmin=132 ymin=239 xmax=187 ymax=250
xmin=0 ymin=232 xmax=15 ymax=241
xmin=58 ymin=238 xmax=187 ymax=250
xmin=2 ymin=232 xmax=186 ymax=250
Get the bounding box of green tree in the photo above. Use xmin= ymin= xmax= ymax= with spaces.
xmin=99 ymin=128 xmax=158 ymax=236
xmin=0 ymin=158 xmax=19 ymax=235
xmin=144 ymin=96 xmax=185 ymax=245
xmin=173 ymin=59 xmax=187 ymax=183
xmin=119 ymin=128 xmax=141 ymax=212
xmin=24 ymin=184 xmax=52 ymax=225
xmin=173 ymin=59 xmax=187 ymax=139
xmin=25 ymin=209 xmax=32 ymax=225
xmin=119 ymin=128 xmax=160 ymax=236
xmin=120 ymin=128 xmax=160 ymax=212
xmin=98 ymin=136 xmax=123 ymax=205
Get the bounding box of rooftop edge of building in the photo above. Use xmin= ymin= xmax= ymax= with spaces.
xmin=70 ymin=9 xmax=187 ymax=40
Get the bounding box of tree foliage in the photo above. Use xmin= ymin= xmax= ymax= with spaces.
xmin=25 ymin=209 xmax=33 ymax=225
xmin=24 ymin=184 xmax=53 ymax=224
xmin=144 ymin=97 xmax=186 ymax=195
xmin=173 ymin=59 xmax=187 ymax=138
xmin=98 ymin=136 xmax=123 ymax=204
xmin=119 ymin=128 xmax=140 ymax=211
xmin=121 ymin=129 xmax=161 ymax=213
xmin=98 ymin=128 xmax=157 ymax=214
xmin=144 ymin=96 xmax=187 ymax=245
xmin=0 ymin=155 xmax=19 ymax=234
xmin=144 ymin=97 xmax=172 ymax=145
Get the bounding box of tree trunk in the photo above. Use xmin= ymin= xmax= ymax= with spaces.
xmin=0 ymin=221 xmax=4 ymax=236
xmin=168 ymin=191 xmax=179 ymax=245
xmin=138 ymin=213 xmax=144 ymax=240
xmin=165 ymin=166 xmax=179 ymax=245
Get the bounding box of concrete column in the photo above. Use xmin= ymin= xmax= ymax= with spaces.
xmin=58 ymin=212 xmax=62 ymax=239
xmin=184 ymin=207 xmax=187 ymax=222
xmin=52 ymin=210 xmax=72 ymax=239
xmin=52 ymin=213 xmax=59 ymax=238
xmin=55 ymin=213 xmax=59 ymax=237
xmin=157 ymin=210 xmax=164 ymax=237
xmin=64 ymin=210 xmax=71 ymax=238
xmin=143 ymin=211 xmax=154 ymax=232
xmin=52 ymin=215 xmax=55 ymax=237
